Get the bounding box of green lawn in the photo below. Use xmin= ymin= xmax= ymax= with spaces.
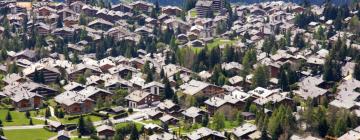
xmin=190 ymin=9 xmax=197 ymax=18
xmin=140 ymin=119 xmax=162 ymax=125
xmin=0 ymin=109 xmax=44 ymax=126
xmin=207 ymin=38 xmax=237 ymax=49
xmin=3 ymin=129 xmax=57 ymax=140
xmin=115 ymin=122 xmax=144 ymax=131
xmin=53 ymin=115 xmax=102 ymax=124
xmin=191 ymin=38 xmax=239 ymax=53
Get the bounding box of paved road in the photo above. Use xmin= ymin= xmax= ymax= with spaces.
xmin=2 ymin=125 xmax=45 ymax=130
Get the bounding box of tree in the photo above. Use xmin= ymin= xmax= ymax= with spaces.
xmin=202 ymin=114 xmax=209 ymax=127
xmin=236 ymin=111 xmax=244 ymax=125
xmin=278 ymin=67 xmax=290 ymax=91
xmin=25 ymin=111 xmax=31 ymax=119
xmin=7 ymin=62 xmax=18 ymax=74
xmin=45 ymin=107 xmax=51 ymax=118
xmin=29 ymin=118 xmax=33 ymax=125
xmin=354 ymin=62 xmax=360 ymax=80
xmin=129 ymin=123 xmax=139 ymax=140
xmin=72 ymin=51 xmax=80 ymax=64
xmin=252 ymin=65 xmax=269 ymax=88
xmin=163 ymin=77 xmax=174 ymax=100
xmin=78 ymin=115 xmax=86 ymax=136
xmin=184 ymin=0 xmax=197 ymax=11
xmin=212 ymin=112 xmax=225 ymax=130
xmin=58 ymin=109 xmax=65 ymax=118
xmin=333 ymin=115 xmax=347 ymax=137
xmin=77 ymin=75 xmax=86 ymax=85
xmin=5 ymin=111 xmax=12 ymax=122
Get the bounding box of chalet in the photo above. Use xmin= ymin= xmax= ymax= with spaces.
xmin=180 ymin=80 xmax=225 ymax=97
xmin=96 ymin=125 xmax=115 ymax=139
xmin=161 ymin=6 xmax=182 ymax=16
xmin=3 ymin=86 xmax=43 ymax=111
xmin=13 ymin=49 xmax=36 ymax=61
xmin=17 ymin=82 xmax=58 ymax=96
xmin=108 ymin=65 xmax=137 ymax=78
xmin=195 ymin=1 xmax=212 ymax=18
xmin=149 ymin=132 xmax=177 ymax=140
xmin=293 ymin=76 xmax=329 ymax=102
xmin=228 ymin=76 xmax=243 ymax=86
xmin=231 ymin=123 xmax=257 ymax=140
xmin=57 ymin=7 xmax=76 ymax=19
xmin=35 ymin=22 xmax=51 ymax=36
xmin=52 ymin=27 xmax=74 ymax=39
xmin=135 ymin=26 xmax=153 ymax=36
xmin=63 ymin=16 xmax=78 ymax=27
xmin=104 ymin=79 xmax=133 ymax=92
xmin=204 ymin=90 xmax=249 ymax=115
xmin=112 ymin=3 xmax=132 ymax=13
xmin=182 ymin=106 xmax=208 ymax=123
xmin=78 ymin=86 xmax=113 ymax=102
xmin=48 ymin=121 xmax=65 ymax=132
xmin=185 ymin=127 xmax=226 ymax=140
xmin=144 ymin=123 xmax=163 ymax=133
xmin=54 ymin=91 xmax=95 ymax=114
xmin=23 ymin=65 xmax=60 ymax=83
xmin=66 ymin=63 xmax=102 ymax=80
xmin=142 ymin=81 xmax=164 ymax=95
xmin=88 ymin=19 xmax=114 ymax=31
xmin=69 ymin=1 xmax=85 ymax=13
xmin=107 ymin=106 xmax=126 ymax=114
xmin=63 ymin=82 xmax=85 ymax=91
xmin=125 ymin=90 xmax=160 ymax=109
xmin=3 ymin=73 xmax=27 ymax=85
xmin=146 ymin=109 xmax=163 ymax=120
xmin=82 ymin=5 xmax=97 ymax=17
xmin=130 ymin=1 xmax=154 ymax=13
xmin=329 ymin=79 xmax=360 ymax=111
xmin=157 ymin=100 xmax=181 ymax=115
xmin=38 ymin=6 xmax=56 ymax=17
xmin=253 ymin=92 xmax=293 ymax=107
xmin=159 ymin=115 xmax=179 ymax=125
xmin=56 ymin=130 xmax=70 ymax=140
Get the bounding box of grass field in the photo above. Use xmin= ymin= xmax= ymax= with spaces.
xmin=0 ymin=109 xmax=44 ymax=126
xmin=52 ymin=115 xmax=102 ymax=124
xmin=3 ymin=129 xmax=56 ymax=140
xmin=115 ymin=121 xmax=144 ymax=131
xmin=191 ymin=38 xmax=238 ymax=53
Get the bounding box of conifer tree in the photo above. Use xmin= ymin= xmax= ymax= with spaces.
xmin=6 ymin=111 xmax=12 ymax=122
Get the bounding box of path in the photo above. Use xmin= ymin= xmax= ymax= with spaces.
xmin=2 ymin=125 xmax=45 ymax=130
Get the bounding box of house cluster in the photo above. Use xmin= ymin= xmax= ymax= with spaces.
xmin=1 ymin=0 xmax=360 ymax=139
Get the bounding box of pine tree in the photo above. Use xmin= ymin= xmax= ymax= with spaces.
xmin=354 ymin=62 xmax=360 ymax=80
xmin=278 ymin=67 xmax=290 ymax=91
xmin=45 ymin=107 xmax=51 ymax=118
xmin=213 ymin=112 xmax=225 ymax=130
xmin=29 ymin=118 xmax=33 ymax=125
xmin=252 ymin=65 xmax=269 ymax=88
xmin=163 ymin=77 xmax=174 ymax=100
xmin=78 ymin=115 xmax=86 ymax=135
xmin=25 ymin=111 xmax=31 ymax=118
xmin=202 ymin=114 xmax=209 ymax=127
xmin=130 ymin=123 xmax=139 ymax=140
xmin=6 ymin=111 xmax=12 ymax=122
